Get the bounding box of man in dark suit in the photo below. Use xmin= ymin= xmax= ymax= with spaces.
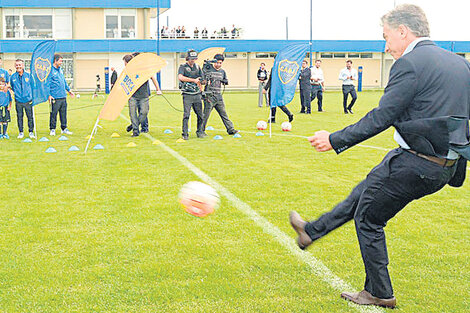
xmin=289 ymin=4 xmax=469 ymax=309
xmin=110 ymin=67 xmax=118 ymax=90
xmin=298 ymin=60 xmax=312 ymax=114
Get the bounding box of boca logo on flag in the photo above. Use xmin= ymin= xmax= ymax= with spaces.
xmin=34 ymin=57 xmax=52 ymax=82
xmin=120 ymin=75 xmax=136 ymax=96
xmin=278 ymin=59 xmax=300 ymax=84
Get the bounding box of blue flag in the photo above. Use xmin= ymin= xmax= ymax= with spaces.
xmin=30 ymin=40 xmax=56 ymax=106
xmin=270 ymin=43 xmax=309 ymax=107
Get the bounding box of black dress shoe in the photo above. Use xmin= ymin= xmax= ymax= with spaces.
xmin=126 ymin=124 xmax=132 ymax=132
xmin=289 ymin=211 xmax=313 ymax=250
xmin=341 ymin=290 xmax=396 ymax=309
xmin=182 ymin=135 xmax=189 ymax=140
xmin=131 ymin=132 xmax=139 ymax=137
xmin=288 ymin=115 xmax=294 ymax=122
xmin=344 ymin=111 xmax=349 ymax=114
xmin=228 ymin=129 xmax=239 ymax=135
xmin=299 ymin=111 xmax=305 ymax=114
xmin=348 ymin=108 xmax=354 ymax=114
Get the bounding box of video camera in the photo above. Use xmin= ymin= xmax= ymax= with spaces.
xmin=203 ymin=59 xmax=217 ymax=71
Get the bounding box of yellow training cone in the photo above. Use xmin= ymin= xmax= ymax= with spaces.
xmin=152 ymin=140 xmax=162 ymax=145
xmin=176 ymin=138 xmax=186 ymax=143
xmin=126 ymin=142 xmax=137 ymax=147
xmin=111 ymin=132 xmax=120 ymax=138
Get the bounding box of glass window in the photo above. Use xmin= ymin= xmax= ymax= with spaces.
xmin=61 ymin=54 xmax=74 ymax=88
xmin=333 ymin=53 xmax=346 ymax=58
xmin=360 ymin=53 xmax=373 ymax=58
xmin=121 ymin=16 xmax=135 ymax=38
xmin=255 ymin=53 xmax=269 ymax=58
xmin=320 ymin=53 xmax=333 ymax=58
xmin=348 ymin=53 xmax=360 ymax=58
xmin=224 ymin=53 xmax=237 ymax=58
xmin=106 ymin=16 xmax=118 ymax=38
xmin=23 ymin=15 xmax=52 ymax=38
xmin=5 ymin=15 xmax=20 ymax=38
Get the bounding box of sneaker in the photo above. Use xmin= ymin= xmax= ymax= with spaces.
xmin=3 ymin=134 xmax=9 ymax=139
xmin=228 ymin=130 xmax=239 ymax=135
xmin=288 ymin=115 xmax=294 ymax=122
xmin=50 ymin=129 xmax=56 ymax=136
xmin=141 ymin=129 xmax=149 ymax=133
xmin=0 ymin=134 xmax=3 ymax=139
xmin=182 ymin=135 xmax=189 ymax=140
xmin=131 ymin=132 xmax=139 ymax=137
xmin=126 ymin=124 xmax=132 ymax=132
xmin=17 ymin=132 xmax=24 ymax=139
xmin=197 ymin=132 xmax=207 ymax=138
xmin=29 ymin=132 xmax=36 ymax=139
xmin=61 ymin=129 xmax=73 ymax=135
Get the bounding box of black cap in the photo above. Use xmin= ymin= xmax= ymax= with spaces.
xmin=186 ymin=49 xmax=198 ymax=60
xmin=214 ymin=54 xmax=224 ymax=61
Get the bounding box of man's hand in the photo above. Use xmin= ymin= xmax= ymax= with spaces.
xmin=48 ymin=95 xmax=54 ymax=103
xmin=69 ymin=91 xmax=75 ymax=98
xmin=308 ymin=130 xmax=333 ymax=152
xmin=156 ymin=90 xmax=162 ymax=95
xmin=262 ymin=89 xmax=266 ymax=94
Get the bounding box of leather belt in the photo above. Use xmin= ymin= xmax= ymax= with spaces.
xmin=407 ymin=150 xmax=457 ymax=167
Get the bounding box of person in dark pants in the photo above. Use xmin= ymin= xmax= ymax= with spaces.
xmin=264 ymin=67 xmax=293 ymax=123
xmin=298 ymin=60 xmax=311 ymax=114
xmin=10 ymin=59 xmax=34 ymax=139
xmin=289 ymin=4 xmax=470 ymax=309
xmin=110 ymin=67 xmax=118 ymax=90
xmin=178 ymin=49 xmax=205 ymax=140
xmin=201 ymin=54 xmax=238 ymax=135
xmin=310 ymin=59 xmax=324 ymax=112
xmin=48 ymin=54 xmax=74 ymax=136
xmin=257 ymin=63 xmax=268 ymax=107
xmin=339 ymin=60 xmax=358 ymax=114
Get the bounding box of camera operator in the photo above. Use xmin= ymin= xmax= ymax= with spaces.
xmin=201 ymin=54 xmax=238 ymax=135
xmin=178 ymin=49 xmax=205 ymax=140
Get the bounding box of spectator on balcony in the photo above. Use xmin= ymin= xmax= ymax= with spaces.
xmin=231 ymin=25 xmax=237 ymax=38
xmin=181 ymin=26 xmax=187 ymax=38
xmin=176 ymin=26 xmax=181 ymax=38
xmin=202 ymin=27 xmax=208 ymax=39
xmin=211 ymin=30 xmax=217 ymax=39
xmin=194 ymin=27 xmax=199 ymax=39
xmin=170 ymin=27 xmax=176 ymax=38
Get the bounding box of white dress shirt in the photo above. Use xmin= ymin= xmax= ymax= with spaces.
xmin=339 ymin=67 xmax=358 ymax=85
xmin=310 ymin=66 xmax=324 ymax=85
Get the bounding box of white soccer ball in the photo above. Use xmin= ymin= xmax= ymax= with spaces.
xmin=76 ymin=94 xmax=81 ymax=99
xmin=281 ymin=122 xmax=292 ymax=131
xmin=256 ymin=120 xmax=268 ymax=130
xmin=179 ymin=181 xmax=220 ymax=218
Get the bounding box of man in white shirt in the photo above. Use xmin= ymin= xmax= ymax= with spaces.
xmin=339 ymin=60 xmax=358 ymax=114
xmin=310 ymin=60 xmax=325 ymax=112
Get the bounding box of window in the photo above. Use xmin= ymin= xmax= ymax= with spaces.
xmin=255 ymin=53 xmax=269 ymax=58
xmin=320 ymin=53 xmax=333 ymax=58
xmin=23 ymin=15 xmax=52 ymax=38
xmin=3 ymin=9 xmax=71 ymax=39
xmin=224 ymin=53 xmax=237 ymax=59
xmin=333 ymin=53 xmax=346 ymax=58
xmin=60 ymin=54 xmax=74 ymax=88
xmin=348 ymin=53 xmax=360 ymax=58
xmin=105 ymin=9 xmax=136 ymax=39
xmin=360 ymin=53 xmax=373 ymax=58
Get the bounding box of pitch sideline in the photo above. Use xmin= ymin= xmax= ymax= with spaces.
xmin=121 ymin=114 xmax=385 ymax=313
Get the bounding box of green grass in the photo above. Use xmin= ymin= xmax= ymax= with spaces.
xmin=0 ymin=91 xmax=468 ymax=312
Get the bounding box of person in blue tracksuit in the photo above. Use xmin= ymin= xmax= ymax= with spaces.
xmin=0 ymin=77 xmax=12 ymax=139
xmin=10 ymin=59 xmax=34 ymax=139
xmin=48 ymin=54 xmax=74 ymax=136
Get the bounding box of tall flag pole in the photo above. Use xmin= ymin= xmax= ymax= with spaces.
xmin=310 ymin=0 xmax=313 ymax=66
xmin=156 ymin=0 xmax=161 ymax=86
xmin=30 ymin=40 xmax=57 ymax=139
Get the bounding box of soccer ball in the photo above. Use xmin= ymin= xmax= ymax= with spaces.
xmin=76 ymin=94 xmax=81 ymax=99
xmin=256 ymin=120 xmax=268 ymax=130
xmin=179 ymin=181 xmax=220 ymax=217
xmin=281 ymin=122 xmax=292 ymax=131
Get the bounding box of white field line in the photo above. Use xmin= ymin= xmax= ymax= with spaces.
xmin=121 ymin=114 xmax=385 ymax=313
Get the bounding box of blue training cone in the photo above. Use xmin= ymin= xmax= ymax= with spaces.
xmin=45 ymin=147 xmax=57 ymax=153
xmin=213 ymin=135 xmax=223 ymax=140
xmin=58 ymin=135 xmax=68 ymax=141
xmin=93 ymin=144 xmax=104 ymax=150
xmin=39 ymin=137 xmax=49 ymax=142
xmin=68 ymin=146 xmax=80 ymax=152
xmin=206 ymin=126 xmax=215 ymax=131
xmin=164 ymin=129 xmax=173 ymax=134
xmin=233 ymin=133 xmax=242 ymax=138
xmin=23 ymin=138 xmax=33 ymax=143
xmin=256 ymin=131 xmax=264 ymax=136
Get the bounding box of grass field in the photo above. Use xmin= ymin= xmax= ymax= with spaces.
xmin=0 ymin=90 xmax=468 ymax=312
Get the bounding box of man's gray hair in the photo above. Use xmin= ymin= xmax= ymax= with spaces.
xmin=381 ymin=4 xmax=430 ymax=37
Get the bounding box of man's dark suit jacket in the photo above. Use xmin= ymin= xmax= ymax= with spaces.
xmin=110 ymin=70 xmax=118 ymax=87
xmin=329 ymin=40 xmax=470 ymax=187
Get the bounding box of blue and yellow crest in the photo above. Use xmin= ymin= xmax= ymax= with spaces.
xmin=120 ymin=75 xmax=135 ymax=95
xmin=278 ymin=59 xmax=300 ymax=84
xmin=34 ymin=57 xmax=52 ymax=82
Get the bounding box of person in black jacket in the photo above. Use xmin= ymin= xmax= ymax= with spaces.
xmin=289 ymin=4 xmax=469 ymax=309
xmin=257 ymin=63 xmax=268 ymax=107
xmin=263 ymin=67 xmax=293 ymax=123
xmin=110 ymin=67 xmax=118 ymax=90
xmin=298 ymin=60 xmax=312 ymax=113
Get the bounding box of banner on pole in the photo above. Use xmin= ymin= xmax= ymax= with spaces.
xmin=270 ymin=43 xmax=309 ymax=107
xmin=196 ymin=47 xmax=226 ymax=67
xmin=99 ymin=53 xmax=167 ymax=121
xmin=30 ymin=40 xmax=57 ymax=106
